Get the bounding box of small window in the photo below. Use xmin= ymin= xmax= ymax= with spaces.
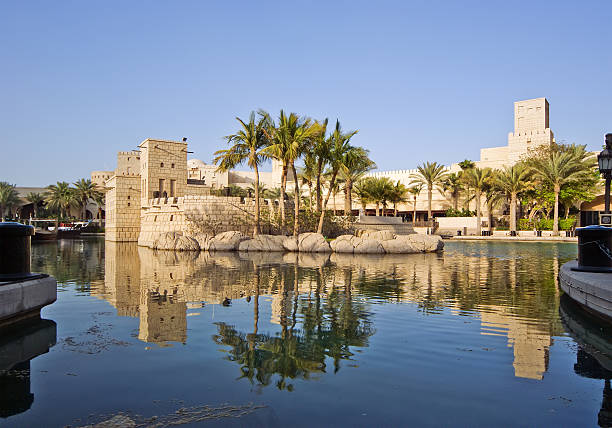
xmin=171 ymin=163 xmax=175 ymax=168
xmin=127 ymin=195 xmax=130 ymax=200
xmin=154 ymin=216 xmax=157 ymax=222
xmin=127 ymin=157 xmax=130 ymax=161
xmin=170 ymin=215 xmax=174 ymax=221
xmin=161 ymin=162 xmax=164 ymax=167
xmin=127 ymin=202 xmax=131 ymax=207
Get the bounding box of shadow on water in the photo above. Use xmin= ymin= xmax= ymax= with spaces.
xmin=560 ymin=295 xmax=612 ymax=427
xmin=0 ymin=319 xmax=57 ymax=419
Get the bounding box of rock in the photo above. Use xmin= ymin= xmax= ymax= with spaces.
xmin=238 ymin=234 xmax=286 ymax=252
xmin=330 ymin=235 xmax=356 ymax=253
xmin=208 ymin=231 xmax=249 ymax=251
xmin=282 ymin=236 xmax=299 ymax=252
xmin=174 ymin=235 xmax=200 ymax=251
xmin=297 ymin=233 xmax=331 ymax=252
xmin=395 ymin=234 xmax=444 ymax=252
xmin=153 ymin=232 xmax=183 ymax=250
xmin=380 ymin=238 xmax=417 ymax=254
xmin=371 ymin=230 xmax=395 ymax=241
xmin=190 ymin=233 xmax=212 ymax=250
xmin=353 ymin=238 xmax=385 ymax=254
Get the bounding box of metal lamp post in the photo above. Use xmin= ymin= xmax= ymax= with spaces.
xmin=598 ymin=133 xmax=612 ymax=221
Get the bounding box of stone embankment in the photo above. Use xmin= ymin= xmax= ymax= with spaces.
xmin=141 ymin=230 xmax=443 ymax=254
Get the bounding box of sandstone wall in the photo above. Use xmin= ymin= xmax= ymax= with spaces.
xmin=105 ymin=175 xmax=141 ymax=242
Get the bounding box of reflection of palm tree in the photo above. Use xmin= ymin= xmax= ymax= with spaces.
xmin=213 ymin=264 xmax=375 ymax=391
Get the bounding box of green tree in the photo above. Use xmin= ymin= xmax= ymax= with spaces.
xmin=407 ymin=184 xmax=422 ymax=225
xmin=338 ymin=147 xmax=375 ymax=215
xmin=25 ymin=192 xmax=45 ymax=218
xmin=442 ymin=172 xmax=463 ymax=211
xmin=214 ymin=112 xmax=271 ymax=236
xmin=528 ymin=147 xmax=596 ymax=235
xmin=316 ymin=121 xmax=358 ymax=233
xmin=45 ymin=181 xmax=76 ymax=221
xmin=388 ymin=181 xmax=409 ymax=217
xmin=0 ymin=182 xmax=20 ymax=221
xmin=360 ymin=177 xmax=394 ymax=216
xmin=353 ymin=178 xmax=374 ymax=214
xmin=410 ymin=162 xmax=448 ymax=222
xmin=73 ymin=178 xmax=103 ymax=220
xmin=462 ymin=167 xmax=493 ymax=235
xmin=494 ymin=163 xmax=532 ymax=234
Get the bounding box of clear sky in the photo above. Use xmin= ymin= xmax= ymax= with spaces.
xmin=1 ymin=0 xmax=611 ymax=186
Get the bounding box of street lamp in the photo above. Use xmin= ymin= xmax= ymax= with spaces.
xmin=598 ymin=133 xmax=612 ymax=225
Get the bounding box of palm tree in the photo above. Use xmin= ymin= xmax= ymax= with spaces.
xmin=388 ymin=181 xmax=409 ymax=217
xmin=73 ymin=178 xmax=103 ymax=220
xmin=0 ymin=182 xmax=20 ymax=221
xmin=45 ymin=181 xmax=76 ymax=220
xmin=316 ymin=121 xmax=358 ymax=234
xmin=214 ymin=112 xmax=270 ymax=236
xmin=353 ymin=178 xmax=373 ymax=215
xmin=263 ymin=110 xmax=317 ymax=236
xmin=494 ymin=163 xmax=532 ymax=234
xmin=442 ymin=173 xmax=463 ymax=211
xmin=410 ymin=162 xmax=448 ymax=222
xmin=25 ymin=192 xmax=45 ymax=218
xmin=361 ymin=177 xmax=393 ymax=216
xmin=407 ymin=184 xmax=422 ymax=225
xmin=339 ymin=147 xmax=375 ymax=215
xmin=529 ymin=149 xmax=595 ymax=235
xmin=311 ymin=119 xmax=330 ymax=212
xmin=299 ymin=154 xmax=317 ymax=210
xmin=462 ymin=167 xmax=493 ymax=235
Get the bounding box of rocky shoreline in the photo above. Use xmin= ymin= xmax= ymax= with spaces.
xmin=137 ymin=230 xmax=444 ymax=254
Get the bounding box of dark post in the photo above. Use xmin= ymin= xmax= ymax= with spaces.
xmin=0 ymin=222 xmax=36 ymax=281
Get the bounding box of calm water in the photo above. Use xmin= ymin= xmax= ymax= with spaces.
xmin=2 ymin=238 xmax=612 ymax=427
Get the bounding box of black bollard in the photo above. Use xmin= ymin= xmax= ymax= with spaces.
xmin=572 ymin=225 xmax=612 ymax=273
xmin=0 ymin=222 xmax=37 ymax=281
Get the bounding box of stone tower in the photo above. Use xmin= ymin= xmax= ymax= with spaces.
xmin=138 ymin=139 xmax=188 ymax=206
xmin=507 ymin=97 xmax=554 ymax=163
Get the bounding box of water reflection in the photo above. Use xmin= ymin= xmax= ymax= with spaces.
xmin=560 ymin=295 xmax=612 ymax=427
xmin=0 ymin=319 xmax=57 ymax=418
xmin=85 ymin=241 xmax=577 ymax=385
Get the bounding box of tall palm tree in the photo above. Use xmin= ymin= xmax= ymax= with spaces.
xmin=407 ymin=184 xmax=422 ymax=225
xmin=338 ymin=147 xmax=375 ymax=215
xmin=0 ymin=182 xmax=20 ymax=221
xmin=73 ymin=178 xmax=103 ymax=220
xmin=529 ymin=149 xmax=595 ymax=235
xmin=442 ymin=173 xmax=463 ymax=211
xmin=353 ymin=178 xmax=373 ymax=215
xmin=214 ymin=112 xmax=270 ymax=236
xmin=299 ymin=154 xmax=317 ymax=210
xmin=45 ymin=181 xmax=76 ymax=220
xmin=311 ymin=119 xmax=330 ymax=212
xmin=462 ymin=167 xmax=493 ymax=235
xmin=361 ymin=177 xmax=393 ymax=216
xmin=494 ymin=163 xmax=532 ymax=234
xmin=410 ymin=162 xmax=448 ymax=222
xmin=316 ymin=121 xmax=358 ymax=234
xmin=388 ymin=181 xmax=409 ymax=217
xmin=25 ymin=192 xmax=45 ymax=218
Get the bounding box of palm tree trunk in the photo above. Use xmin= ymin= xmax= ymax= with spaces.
xmin=476 ymin=192 xmax=482 ymax=236
xmin=316 ymin=160 xmax=323 ymax=212
xmin=253 ymin=163 xmax=260 ymax=236
xmin=317 ymin=170 xmax=338 ymax=234
xmin=344 ymin=179 xmax=352 ymax=215
xmin=427 ymin=186 xmax=432 ymax=222
xmin=376 ymin=202 xmax=380 ymax=217
xmin=394 ymin=203 xmax=397 ymax=217
xmin=280 ymin=163 xmax=287 ymax=234
xmin=553 ymin=185 xmax=560 ymax=236
xmin=308 ymin=183 xmax=313 ymax=210
xmin=510 ymin=193 xmax=517 ymax=233
xmin=292 ymin=162 xmax=300 ymax=237
xmin=453 ymin=194 xmax=458 ymax=211
xmin=413 ymin=198 xmax=417 ymax=225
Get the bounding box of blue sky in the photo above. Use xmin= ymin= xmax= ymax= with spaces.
xmin=1 ymin=0 xmax=611 ymax=186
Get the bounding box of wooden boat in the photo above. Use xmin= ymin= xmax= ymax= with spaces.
xmin=32 ymin=229 xmax=57 ymax=241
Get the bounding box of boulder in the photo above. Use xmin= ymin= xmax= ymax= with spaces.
xmin=208 ymin=231 xmax=249 ymax=251
xmin=371 ymin=230 xmax=395 ymax=241
xmin=380 ymin=238 xmax=417 ymax=254
xmin=282 ymin=236 xmax=299 ymax=252
xmin=395 ymin=234 xmax=444 ymax=252
xmin=330 ymin=235 xmax=357 ymax=253
xmin=190 ymin=233 xmax=212 ymax=251
xmin=353 ymin=238 xmax=385 ymax=254
xmin=153 ymin=232 xmax=183 ymax=250
xmin=297 ymin=233 xmax=331 ymax=252
xmin=175 ymin=235 xmax=200 ymax=251
xmin=238 ymin=234 xmax=286 ymax=252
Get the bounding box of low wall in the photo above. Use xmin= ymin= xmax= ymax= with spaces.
xmin=138 ymin=195 xmax=271 ymax=247
xmin=436 ymin=217 xmax=479 ymax=236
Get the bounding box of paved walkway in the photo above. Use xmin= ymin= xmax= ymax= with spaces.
xmin=448 ymin=235 xmax=577 ymax=243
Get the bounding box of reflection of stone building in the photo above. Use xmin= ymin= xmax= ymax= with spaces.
xmin=480 ymin=307 xmax=551 ymax=380
xmin=139 ymin=289 xmax=187 ymax=344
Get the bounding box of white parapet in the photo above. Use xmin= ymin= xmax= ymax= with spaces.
xmin=559 ymin=260 xmax=612 ymax=320
xmin=0 ymin=276 xmax=57 ymax=327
